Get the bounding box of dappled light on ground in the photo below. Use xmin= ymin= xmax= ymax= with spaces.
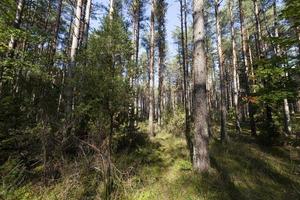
xmin=121 ymin=129 xmax=300 ymax=200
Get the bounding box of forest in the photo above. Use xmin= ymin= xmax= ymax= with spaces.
xmin=0 ymin=0 xmax=300 ymax=199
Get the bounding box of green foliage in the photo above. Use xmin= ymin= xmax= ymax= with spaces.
xmin=162 ymin=107 xmax=185 ymax=136
xmin=75 ymin=15 xmax=133 ymax=119
xmin=256 ymin=58 xmax=298 ymax=104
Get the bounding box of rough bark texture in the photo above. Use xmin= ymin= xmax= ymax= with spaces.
xmin=193 ymin=0 xmax=209 ymax=172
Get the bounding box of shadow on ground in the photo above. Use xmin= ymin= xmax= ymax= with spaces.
xmin=123 ymin=129 xmax=300 ymax=200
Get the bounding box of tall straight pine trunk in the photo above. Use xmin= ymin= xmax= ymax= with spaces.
xmin=157 ymin=0 xmax=167 ymax=126
xmin=214 ymin=0 xmax=228 ymax=142
xmin=66 ymin=0 xmax=83 ymax=115
xmin=193 ymin=0 xmax=209 ymax=172
xmin=180 ymin=0 xmax=193 ymax=160
xmin=82 ymin=0 xmax=92 ymax=47
xmin=238 ymin=0 xmax=256 ymax=136
xmin=229 ymin=0 xmax=241 ymax=134
xmin=149 ymin=0 xmax=155 ymax=136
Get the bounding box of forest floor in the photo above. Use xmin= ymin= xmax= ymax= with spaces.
xmin=2 ymin=118 xmax=300 ymax=200
xmin=120 ymin=124 xmax=300 ymax=200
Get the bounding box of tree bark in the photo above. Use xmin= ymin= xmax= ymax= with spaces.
xmin=8 ymin=0 xmax=24 ymax=54
xmin=253 ymin=0 xmax=263 ymax=58
xmin=149 ymin=0 xmax=156 ymax=136
xmin=283 ymin=99 xmax=292 ymax=134
xmin=238 ymin=0 xmax=257 ymax=136
xmin=215 ymin=0 xmax=228 ymax=142
xmin=109 ymin=0 xmax=115 ymax=20
xmin=66 ymin=0 xmax=83 ymax=115
xmin=273 ymin=1 xmax=292 ymax=134
xmin=132 ymin=0 xmax=142 ymax=122
xmin=192 ymin=0 xmax=209 ymax=172
xmin=180 ymin=0 xmax=192 ymax=160
xmin=82 ymin=0 xmax=92 ymax=47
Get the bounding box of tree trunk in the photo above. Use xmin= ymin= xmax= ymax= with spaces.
xmin=149 ymin=0 xmax=155 ymax=136
xmin=273 ymin=1 xmax=292 ymax=134
xmin=66 ymin=0 xmax=83 ymax=115
xmin=215 ymin=0 xmax=228 ymax=142
xmin=192 ymin=0 xmax=209 ymax=172
xmin=8 ymin=0 xmax=24 ymax=52
xmin=184 ymin=0 xmax=191 ymax=116
xmin=253 ymin=0 xmax=263 ymax=58
xmin=157 ymin=0 xmax=166 ymax=127
xmin=133 ymin=0 xmax=142 ymax=123
xmin=238 ymin=0 xmax=256 ymax=136
xmin=82 ymin=0 xmax=92 ymax=47
xmin=109 ymin=0 xmax=115 ymax=20
xmin=283 ymin=99 xmax=292 ymax=134
xmin=229 ymin=0 xmax=241 ymax=134
xmin=179 ymin=0 xmax=192 ymax=159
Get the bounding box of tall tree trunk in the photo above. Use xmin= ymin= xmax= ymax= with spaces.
xmin=238 ymin=0 xmax=256 ymax=136
xmin=133 ymin=0 xmax=142 ymax=123
xmin=82 ymin=0 xmax=92 ymax=47
xmin=180 ymin=0 xmax=192 ymax=160
xmin=253 ymin=0 xmax=263 ymax=58
xmin=149 ymin=0 xmax=155 ymax=136
xmin=8 ymin=0 xmax=24 ymax=53
xmin=283 ymin=99 xmax=292 ymax=134
xmin=157 ymin=57 xmax=163 ymax=126
xmin=109 ymin=0 xmax=115 ymax=21
xmin=184 ymin=0 xmax=191 ymax=116
xmin=272 ymin=1 xmax=292 ymax=134
xmin=215 ymin=0 xmax=228 ymax=142
xmin=66 ymin=0 xmax=83 ymax=115
xmin=193 ymin=0 xmax=209 ymax=172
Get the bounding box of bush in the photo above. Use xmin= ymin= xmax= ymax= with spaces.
xmin=162 ymin=107 xmax=185 ymax=136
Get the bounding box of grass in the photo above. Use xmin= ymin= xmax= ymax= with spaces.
xmin=119 ymin=123 xmax=300 ymax=200
xmin=1 ymin=120 xmax=300 ymax=200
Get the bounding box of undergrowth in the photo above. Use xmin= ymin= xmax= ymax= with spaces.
xmin=1 ymin=119 xmax=300 ymax=200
